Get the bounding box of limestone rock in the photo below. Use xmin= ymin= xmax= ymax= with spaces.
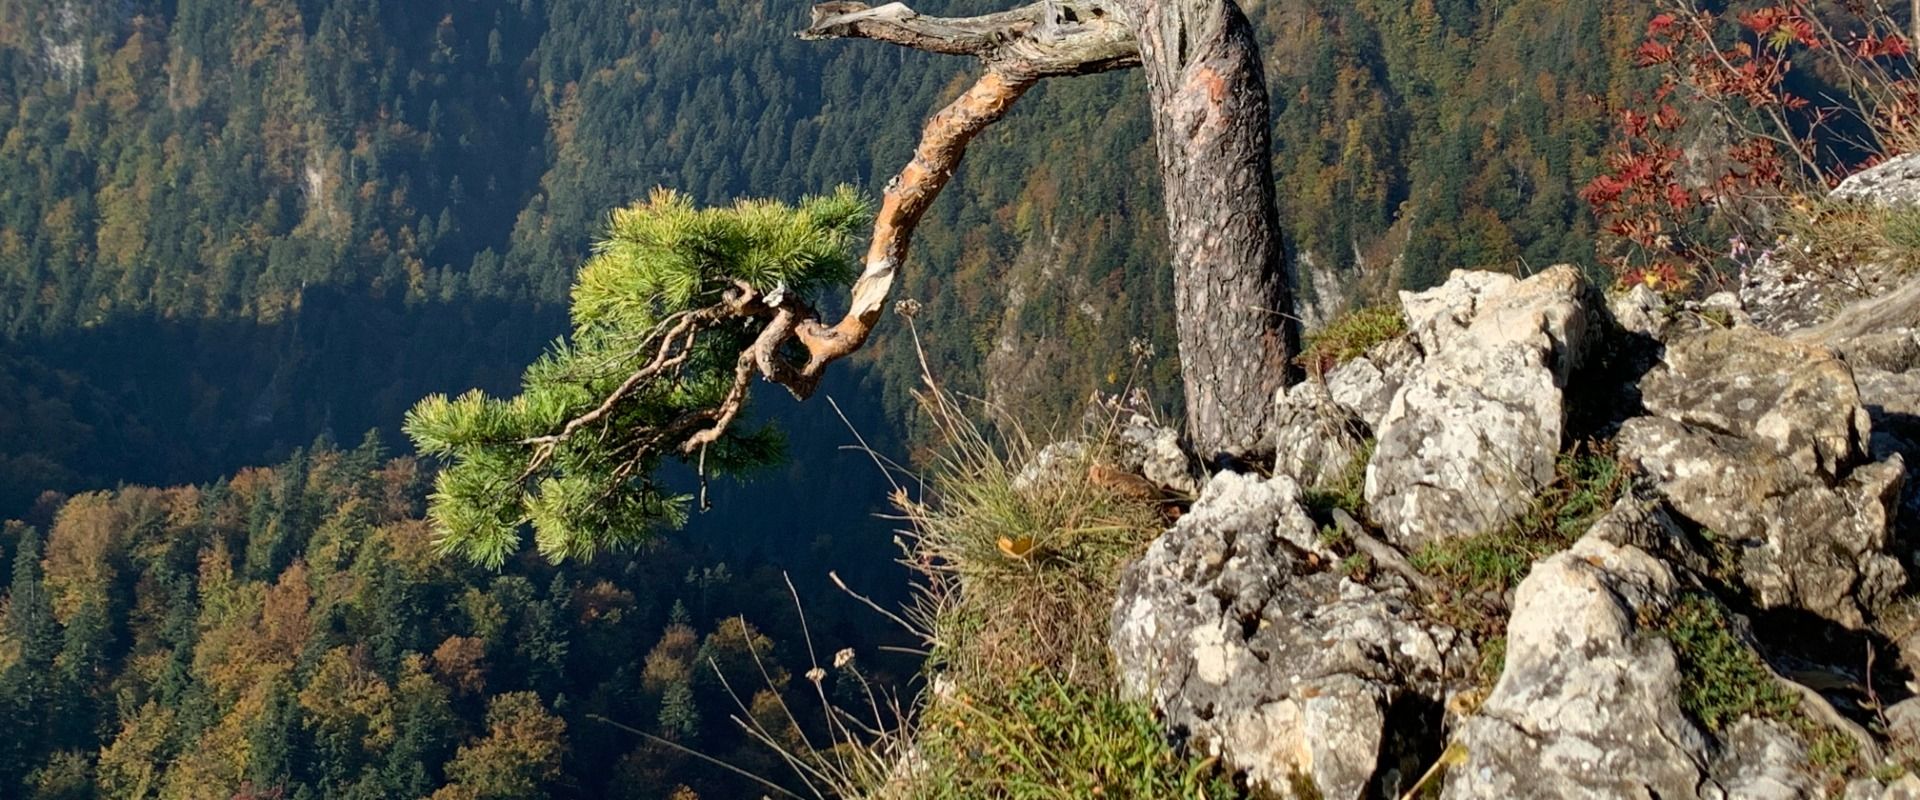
xmin=1858 ymin=368 xmax=1920 ymax=533
xmin=1582 ymin=495 xmax=1720 ymax=580
xmin=1111 ymin=412 xmax=1199 ymax=496
xmin=1111 ymin=471 xmax=1472 ymax=798
xmin=1637 ymin=328 xmax=1871 ymax=481
xmin=1366 ymin=266 xmax=1597 ymax=549
xmin=1608 ymin=283 xmax=1671 ymax=340
xmin=1845 ymin=775 xmax=1920 ymax=800
xmin=1010 ymin=441 xmax=1085 ymax=494
xmin=1618 ymin=417 xmax=1905 ymax=628
xmin=1618 ymin=324 xmax=1907 ymax=626
xmin=1831 ymin=152 xmax=1920 ymax=206
xmin=1271 ymin=379 xmax=1368 ymax=490
xmin=1744 ymin=154 xmax=1920 ymax=333
xmin=1835 ymin=331 xmax=1920 ymax=374
xmin=1442 ymin=536 xmax=1814 ymax=800
xmin=1324 ymin=334 xmax=1421 ymax=430
xmin=1883 ymin=696 xmax=1920 ymax=746
xmin=1708 ymin=718 xmax=1820 ymax=800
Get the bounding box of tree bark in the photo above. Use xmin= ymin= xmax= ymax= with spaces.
xmin=802 ymin=0 xmax=1294 ymax=460
xmin=792 ymin=1 xmax=1139 ymax=387
xmin=1115 ymin=0 xmax=1294 ymax=460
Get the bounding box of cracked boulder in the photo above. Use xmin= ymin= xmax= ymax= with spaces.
xmin=1639 ymin=329 xmax=1871 ymax=481
xmin=1619 ymin=326 xmax=1906 ymax=628
xmin=1442 ymin=535 xmax=1814 ymax=800
xmin=1854 ymin=368 xmax=1920 ymax=535
xmin=1744 ymin=153 xmax=1920 ymax=334
xmin=1620 ymin=418 xmax=1905 ymax=628
xmin=1366 ymin=266 xmax=1597 ymax=549
xmin=1111 ymin=472 xmax=1473 ymax=799
xmin=1270 ymin=379 xmax=1369 ymax=491
xmin=1323 ymin=334 xmax=1423 ymax=431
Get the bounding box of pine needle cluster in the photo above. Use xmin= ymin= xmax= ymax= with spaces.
xmin=405 ymin=187 xmax=870 ymax=567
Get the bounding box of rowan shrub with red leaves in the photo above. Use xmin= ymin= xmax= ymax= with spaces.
xmin=1588 ymin=2 xmax=1920 ymax=294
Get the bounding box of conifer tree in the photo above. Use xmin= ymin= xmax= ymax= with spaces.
xmin=406 ymin=189 xmax=868 ymax=566
xmin=1 ymin=525 xmax=60 ymax=788
xmin=410 ymin=1 xmax=1298 ymax=565
xmin=4 ymin=525 xmax=59 ymax=671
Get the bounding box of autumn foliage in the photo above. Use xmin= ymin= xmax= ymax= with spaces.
xmin=1585 ymin=1 xmax=1920 ymax=291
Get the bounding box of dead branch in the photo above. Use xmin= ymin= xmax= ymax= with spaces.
xmin=522 ymin=2 xmax=1146 ymax=470
xmin=1333 ymin=509 xmax=1446 ymax=599
xmin=801 ymin=1 xmax=1140 ymax=79
xmin=1764 ymin=661 xmax=1885 ymax=764
xmin=775 ymin=1 xmax=1141 ymax=404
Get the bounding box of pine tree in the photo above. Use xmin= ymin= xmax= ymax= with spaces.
xmin=245 ymin=679 xmax=302 ymax=793
xmin=656 ymin=680 xmax=699 ymax=742
xmin=0 ymin=525 xmax=60 ymax=788
xmin=406 ymin=189 xmax=867 ymax=566
xmin=4 ymin=525 xmax=60 ymax=670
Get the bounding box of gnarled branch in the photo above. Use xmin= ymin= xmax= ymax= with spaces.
xmin=534 ymin=2 xmax=1144 ymax=461
xmin=801 ymin=1 xmax=1140 ymax=78
xmin=764 ymin=1 xmax=1142 ymax=405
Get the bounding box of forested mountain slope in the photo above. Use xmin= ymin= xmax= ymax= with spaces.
xmin=0 ymin=437 xmax=908 ymax=799
xmin=0 ymin=0 xmax=1733 ymax=797
xmin=0 ymin=0 xmax=1648 ymax=508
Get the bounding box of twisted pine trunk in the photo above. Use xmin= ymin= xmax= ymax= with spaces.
xmin=1120 ymin=0 xmax=1294 ymax=460
xmin=803 ymin=0 xmax=1295 ymax=460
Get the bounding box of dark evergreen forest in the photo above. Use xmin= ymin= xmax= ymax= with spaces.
xmin=0 ymin=0 xmax=1657 ymax=796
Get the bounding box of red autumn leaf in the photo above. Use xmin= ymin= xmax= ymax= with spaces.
xmin=1665 ymin=184 xmax=1692 ymax=210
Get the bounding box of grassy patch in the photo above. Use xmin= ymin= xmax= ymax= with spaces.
xmin=1475 ymin=636 xmax=1508 ymax=689
xmin=1297 ymin=305 xmax=1407 ymax=376
xmin=1658 ymin=594 xmax=1798 ymax=732
xmin=1778 ymin=200 xmax=1920 ymax=288
xmin=1303 ymin=439 xmax=1374 ymax=518
xmin=1411 ymin=449 xmax=1625 ymax=636
xmin=785 ymin=380 xmax=1236 ymax=799
xmin=1657 ymin=593 xmax=1861 ymax=783
xmin=894 ymin=389 xmax=1169 ymax=687
xmin=896 ymin=672 xmax=1240 ymax=800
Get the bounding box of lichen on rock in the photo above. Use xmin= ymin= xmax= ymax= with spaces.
xmin=1365 ymin=265 xmax=1597 ymax=550
xmin=1111 ymin=471 xmax=1474 ymax=798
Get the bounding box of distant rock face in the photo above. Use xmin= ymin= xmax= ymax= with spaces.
xmin=1618 ymin=326 xmax=1906 ymax=628
xmin=1442 ymin=534 xmax=1813 ymax=800
xmin=1365 ymin=266 xmax=1596 ymax=549
xmin=1111 ymin=472 xmax=1473 ymax=799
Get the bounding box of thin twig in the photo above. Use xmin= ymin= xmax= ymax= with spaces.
xmin=585 ymin=714 xmax=806 ymax=799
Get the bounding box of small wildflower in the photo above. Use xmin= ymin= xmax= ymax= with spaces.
xmin=833 ymin=648 xmax=855 ymax=669
xmin=895 ymin=298 xmax=923 ymax=318
xmin=806 ymin=667 xmax=826 ymax=685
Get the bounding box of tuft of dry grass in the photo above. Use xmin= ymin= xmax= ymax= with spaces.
xmin=1774 ymin=199 xmax=1920 ymax=296
xmin=894 ymin=375 xmax=1168 ymax=689
xmin=726 ymin=338 xmax=1229 ymax=799
xmin=1296 ymin=305 xmax=1408 ymax=376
